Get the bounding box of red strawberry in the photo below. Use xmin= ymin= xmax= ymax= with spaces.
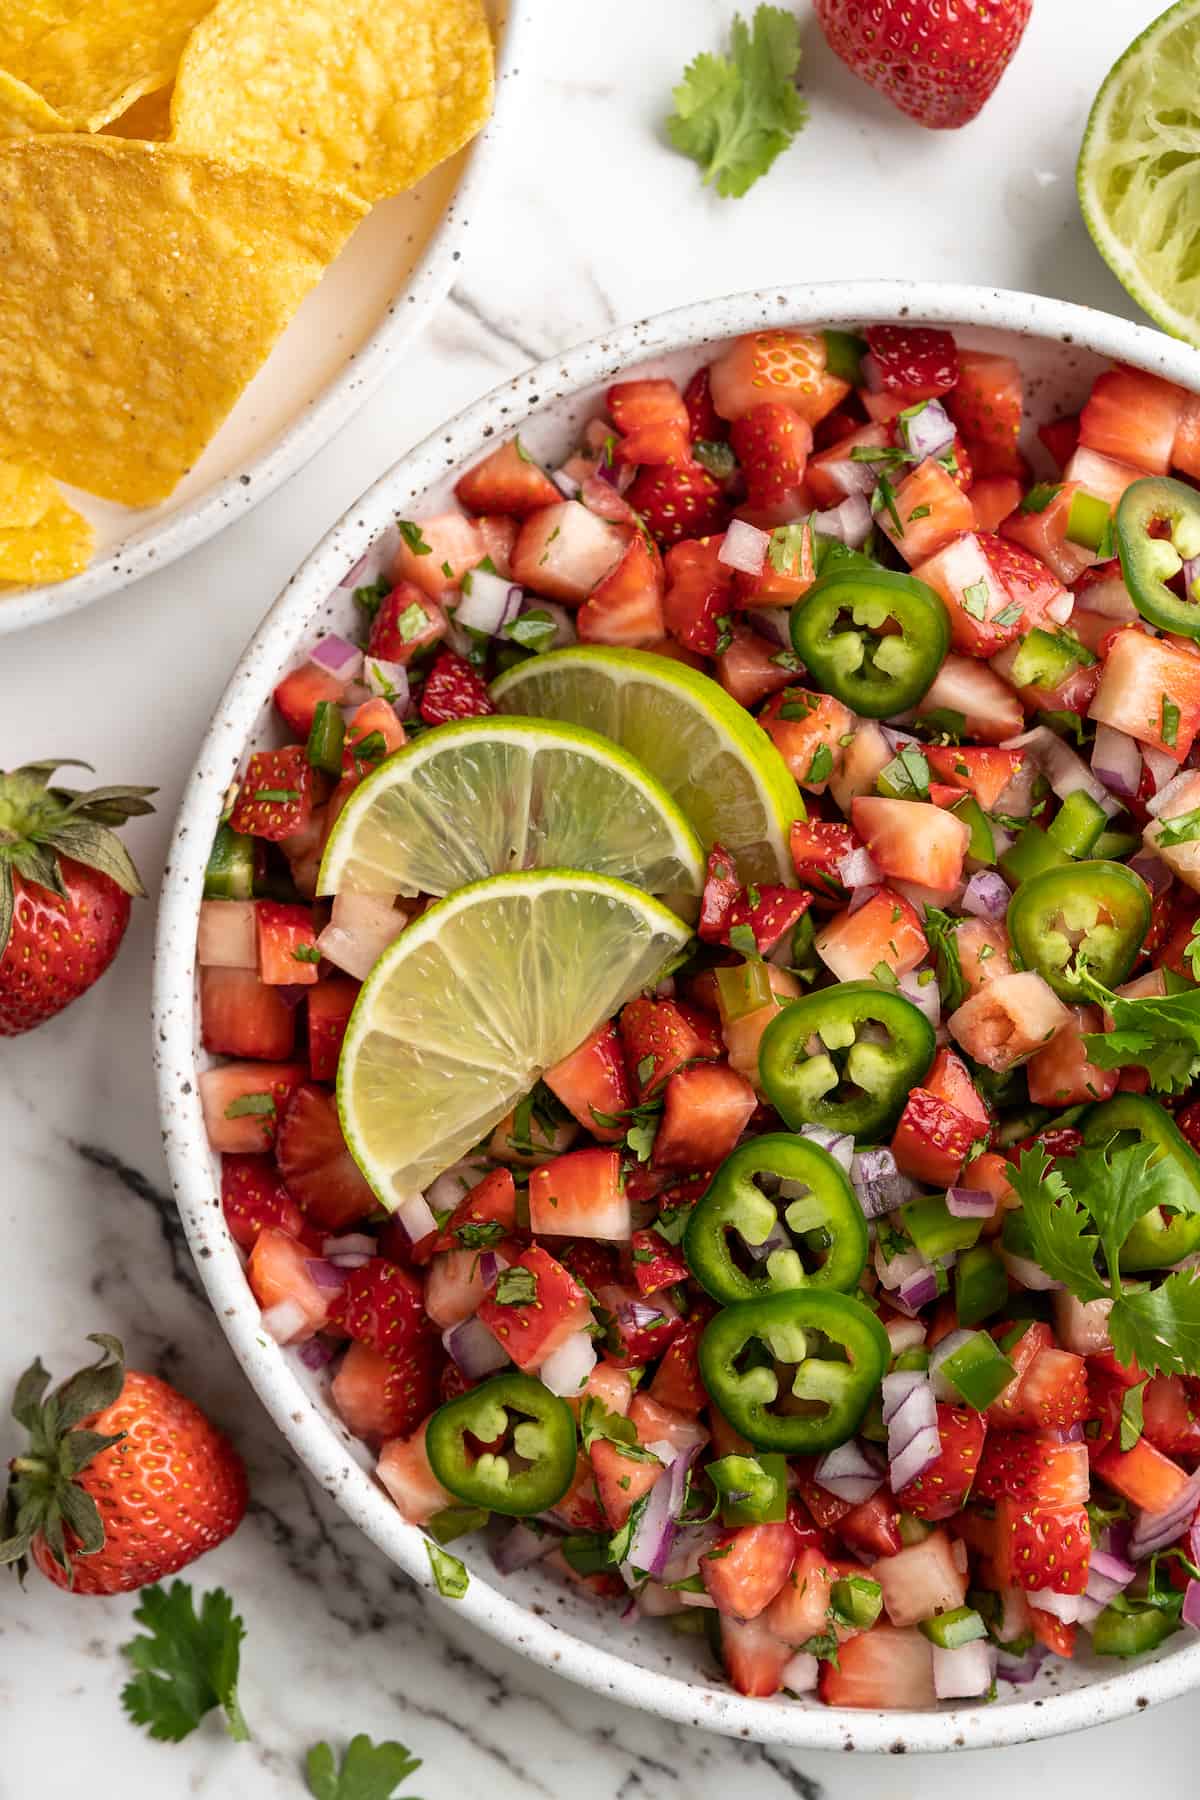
xmin=626 ymin=460 xmax=730 ymax=547
xmin=1039 ymin=413 xmax=1082 ymax=470
xmin=1 ymin=1335 xmax=246 ymax=1594
xmin=454 ymin=438 xmax=561 ymax=515
xmin=725 ymin=885 xmax=813 ymax=955
xmin=619 ymin=996 xmax=707 ymax=1098
xmin=330 ymin=1340 xmax=440 ymax=1444
xmin=649 ymin=1309 xmax=710 ymax=1415
xmin=0 ymin=760 xmax=154 ymax=1036
xmin=814 ymin=0 xmax=1032 ymax=130
xmin=975 ymin=1432 xmax=1090 ymax=1508
xmin=729 ymin=403 xmax=813 ymax=508
xmin=653 ymin=1062 xmax=757 ymax=1170
xmin=789 ymin=818 xmax=857 ymax=896
xmin=200 ymin=966 xmax=296 ymax=1061
xmin=865 ymin=325 xmax=958 ymax=398
xmin=275 ymin=1081 xmax=376 ymax=1231
xmin=229 ymin=746 xmax=314 ymax=842
xmin=418 ymin=650 xmax=495 ymax=725
xmin=367 ymin=584 xmax=447 ymax=664
xmin=683 ymin=366 xmax=726 ymax=443
xmin=630 ymin=1227 xmax=689 ymax=1297
xmin=576 ymin=534 xmax=665 ymax=647
xmin=608 ymin=379 xmax=691 ymax=468
xmin=893 ymin=1405 xmax=987 ymax=1520
xmin=1028 ymin=1607 xmax=1076 ymax=1659
xmin=995 ymin=1497 xmax=1090 ymax=1595
xmin=255 ymin=900 xmax=319 ymax=985
xmin=662 ymin=534 xmax=733 ymax=655
xmin=273 ymin=662 xmax=346 ymax=737
xmin=220 ymin=1154 xmax=305 ymax=1250
xmin=306 ymin=974 xmax=359 ymax=1082
xmin=328 ymin=1258 xmax=433 ymax=1359
xmin=554 ymin=1236 xmax=620 ymax=1296
xmin=698 ymin=843 xmax=741 ymax=942
xmin=1011 ymin=1349 xmax=1089 ymax=1432
xmin=946 ymin=349 xmax=1025 ymax=477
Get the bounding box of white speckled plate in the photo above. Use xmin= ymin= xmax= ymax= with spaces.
xmin=154 ymin=282 xmax=1200 ymax=1752
xmin=0 ymin=0 xmax=532 ymax=638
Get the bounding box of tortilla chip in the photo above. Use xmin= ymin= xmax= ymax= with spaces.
xmin=0 ymin=69 xmax=70 ymax=137
xmin=0 ymin=5 xmax=89 ymax=68
xmin=171 ymin=0 xmax=493 ymax=204
xmin=0 ymin=459 xmax=57 ymax=530
xmin=0 ymin=490 xmax=93 ymax=584
xmin=0 ymin=137 xmax=367 ymax=506
xmin=7 ymin=0 xmax=216 ymax=132
xmin=101 ymin=82 xmax=173 ymax=141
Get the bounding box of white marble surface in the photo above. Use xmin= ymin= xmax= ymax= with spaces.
xmin=2 ymin=2 xmax=1196 ymax=1795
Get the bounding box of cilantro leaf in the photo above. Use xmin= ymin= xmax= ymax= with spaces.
xmin=1111 ymin=1270 xmax=1200 ymax=1379
xmin=666 ymin=5 xmax=808 ymax=199
xmin=1078 ymin=971 xmax=1200 ymax=1094
xmin=1072 ymin=1139 xmax=1175 ymax=1284
xmin=1119 ymin=1379 xmax=1147 ymax=1451
xmin=306 ymin=1734 xmax=423 ymax=1800
xmin=579 ymin=1396 xmax=662 ymax=1463
xmin=1006 ymin=1146 xmax=1108 ymax=1302
xmin=120 ymin=1582 xmax=249 ymax=1744
xmin=922 ymin=907 xmax=968 ymax=1013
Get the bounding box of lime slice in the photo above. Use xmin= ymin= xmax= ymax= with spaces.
xmin=491 ymin=647 xmax=804 ymax=883
xmin=319 ymin=715 xmax=704 ymax=900
xmin=338 ymin=869 xmax=691 ymax=1204
xmin=1078 ymin=0 xmax=1200 ymax=342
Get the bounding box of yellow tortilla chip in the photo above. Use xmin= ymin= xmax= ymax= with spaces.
xmin=0 ymin=137 xmax=367 ymax=506
xmin=0 ymin=460 xmax=57 ymax=530
xmin=0 ymin=490 xmax=93 ymax=584
xmin=7 ymin=0 xmax=216 ymax=132
xmin=171 ymin=0 xmax=493 ymax=204
xmin=0 ymin=69 xmax=70 ymax=137
xmin=0 ymin=5 xmax=89 ymax=67
xmin=101 ymin=83 xmax=173 ymax=141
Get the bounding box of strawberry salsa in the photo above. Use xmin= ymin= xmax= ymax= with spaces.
xmin=197 ymin=322 xmax=1200 ymax=1710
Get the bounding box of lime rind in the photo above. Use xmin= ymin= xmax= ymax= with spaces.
xmin=318 ymin=714 xmax=705 ymax=900
xmin=336 ymin=869 xmax=692 ymax=1207
xmin=491 ymin=646 xmax=804 ymax=883
xmin=1078 ymin=0 xmax=1200 ymax=342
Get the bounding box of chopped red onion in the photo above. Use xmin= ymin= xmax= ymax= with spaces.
xmin=493 ymin=1521 xmax=557 ymax=1576
xmin=364 ymin=658 xmax=410 ymax=714
xmin=881 ymin=1368 xmax=929 ymax=1425
xmin=520 ymin=595 xmax=577 ymax=648
xmin=323 ymin=1232 xmax=375 ymax=1259
xmin=996 ymin=1643 xmax=1048 ymax=1684
xmin=1029 ymin=1588 xmax=1087 ymax=1624
xmin=885 ymin=1373 xmax=939 ymax=1492
xmin=340 ymin=553 xmax=371 ymax=588
xmin=933 ymin=1640 xmax=996 ymax=1700
xmin=898 ymin=399 xmax=956 ymax=462
xmin=1128 ymin=850 xmax=1172 ymax=896
xmin=930 ymin=1328 xmax=977 ymax=1401
xmin=1184 ymin=556 xmax=1200 ymax=605
xmin=1091 ymin=723 xmax=1142 ymax=799
xmin=887 ymin=1384 xmax=938 ymax=1458
xmin=1142 ymin=744 xmax=1178 ymax=793
xmin=718 ymin=518 xmax=770 ymax=576
xmin=853 ymin=1147 xmax=920 ymax=1220
xmin=815 ymin=493 xmax=873 ymax=549
xmin=748 ymin=606 xmax=792 ymax=648
xmin=621 ymin=1450 xmax=692 ymax=1585
xmin=1147 ymin=768 xmax=1200 ymax=818
xmin=1086 ymin=1549 xmax=1136 ymax=1606
xmin=889 ymin=1423 xmax=942 ymax=1492
xmin=847 ymin=882 xmax=882 ymax=915
xmin=960 ymin=870 xmax=1011 ymax=921
xmin=443 ymin=1315 xmax=509 ymax=1379
xmin=874 ymin=1240 xmax=932 ymax=1293
xmin=396 ymin=1192 xmax=438 ymax=1244
xmin=839 ymin=846 xmax=883 ymax=889
xmin=297 ymin=1337 xmax=335 ymax=1371
xmin=885 ymin=1316 xmax=927 ymax=1356
xmin=740 ymin=1218 xmax=791 ymax=1264
xmin=538 ymin=1328 xmax=597 ymax=1396
xmin=781 ymin=1651 xmax=819 ymax=1694
xmin=310 ymin=633 xmax=363 ymax=684
xmin=274 ymin=983 xmax=311 ymax=1012
xmin=457 ymin=568 xmax=523 ymax=636
xmin=895 ymin=1266 xmax=941 ymax=1314
xmin=1000 ymin=1249 xmax=1065 ymax=1293
xmin=898 ymin=968 xmax=941 ymax=1028
xmin=306 ymin=1258 xmax=350 ymax=1292
xmin=1002 ymin=725 xmax=1122 ymax=818
xmin=478 ymin=1249 xmax=508 ymax=1290
xmin=1184 ymin=1579 xmax=1200 ymax=1630
xmin=814 ymin=1439 xmax=885 ymax=1505
xmin=946 ymin=1186 xmax=996 ymax=1219
xmin=798 ymin=1124 xmax=854 ymax=1171
xmin=261 ymin=1299 xmax=309 ymax=1344
xmin=1131 ymin=1475 xmax=1200 ymax=1560
xmin=620 ymin=1299 xmax=669 ymax=1332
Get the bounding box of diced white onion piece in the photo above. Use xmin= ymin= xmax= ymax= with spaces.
xmin=1001 ymin=725 xmax=1121 ymax=818
xmin=261 ymin=1300 xmax=309 ymax=1345
xmin=457 ymin=568 xmax=522 ymax=636
xmin=718 ymin=518 xmax=770 ymax=576
xmin=317 ymin=891 xmax=406 ymax=980
xmin=397 ymin=1192 xmax=438 ymax=1244
xmin=364 ymin=658 xmax=410 ymax=713
xmin=538 ymin=1329 xmax=598 ymax=1396
xmin=781 ymin=1652 xmax=819 ymax=1694
xmin=933 ymin=1640 xmax=996 ymax=1700
xmin=1143 ymin=744 xmax=1181 ymax=792
xmin=1028 ymin=1589 xmax=1087 ymax=1624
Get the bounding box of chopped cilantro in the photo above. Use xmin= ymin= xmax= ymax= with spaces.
xmin=397 ymin=520 xmax=431 ymax=555
xmin=493 ymin=1267 xmax=538 ymax=1307
xmin=961 ymin=580 xmax=990 ymax=621
xmin=806 ymin=743 xmax=834 ymax=783
xmin=666 ymin=5 xmax=809 ymax=198
xmin=223 ymin=1093 xmax=275 ymax=1120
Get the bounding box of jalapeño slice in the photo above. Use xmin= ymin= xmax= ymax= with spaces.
xmin=789 ymin=567 xmax=950 ymax=718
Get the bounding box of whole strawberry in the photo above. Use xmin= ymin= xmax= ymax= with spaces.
xmin=814 ymin=0 xmax=1032 ymax=130
xmin=1 ymin=1335 xmax=247 ymax=1594
xmin=0 ymin=758 xmax=155 ymax=1035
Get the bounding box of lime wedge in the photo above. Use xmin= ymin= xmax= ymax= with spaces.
xmin=491 ymin=647 xmax=804 ymax=883
xmin=337 ymin=870 xmax=691 ymax=1205
xmin=1078 ymin=0 xmax=1200 ymax=342
xmin=319 ymin=715 xmax=705 ymax=900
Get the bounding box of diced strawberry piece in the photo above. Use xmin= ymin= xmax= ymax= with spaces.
xmin=200 ymin=965 xmax=295 ymax=1062
xmin=608 ymin=377 xmax=690 ymax=437
xmin=876 ymin=457 xmax=975 ymax=564
xmin=1091 ymin=627 xmax=1200 ymax=764
xmin=528 ymin=1146 xmax=629 ymax=1240
xmin=627 ymin=462 xmax=731 ymax=547
xmin=478 ymin=1245 xmax=594 ymax=1372
xmin=255 ymin=900 xmax=319 ymax=986
xmin=729 ymin=403 xmax=813 ymax=509
xmin=306 ymin=975 xmax=359 ymax=1082
xmin=719 ymin=1614 xmax=795 ymax=1698
xmin=220 ymin=1154 xmax=305 ymax=1251
xmin=1029 ymin=1607 xmax=1076 ymax=1659
xmin=763 ymin=1544 xmax=841 ymax=1641
xmin=975 ymin=1433 xmax=1090 ymax=1507
xmin=246 ymin=1225 xmax=332 ymax=1341
xmin=630 ymin=1227 xmax=689 ymax=1296
xmin=1140 ymin=1376 xmax=1200 ymax=1460
xmin=683 ymin=365 xmax=725 ymax=442
xmin=1039 ymin=413 xmax=1081 ymax=470
xmin=423 ymin=1249 xmax=489 ymax=1329
xmin=1027 ymin=1004 xmax=1118 ymax=1107
xmin=342 ymin=698 xmax=405 ymax=775
xmin=709 ymin=329 xmax=850 ymax=426
xmin=789 ymin=818 xmax=856 ymax=897
xmin=432 ymin=1167 xmax=518 ymax=1255
xmin=594 ymin=1286 xmax=685 ymax=1367
xmin=1092 ymin=1437 xmax=1193 ymax=1514
xmin=475 ymin=512 xmax=517 ymax=577
xmin=917 ymin=530 xmax=1064 ymax=659
xmin=702 ymin=1520 xmax=798 ymax=1621
xmin=1000 ymin=482 xmax=1096 ymax=586
xmin=759 ymin=687 xmax=854 ymax=790
xmin=946 ymin=350 xmax=1024 ymax=478
xmin=988 ymin=1321 xmax=1054 ymax=1423
xmin=733 ymin=518 xmax=818 ymax=606
xmin=576 ymin=532 xmax=665 ymax=646
xmin=199 ymin=1061 xmax=307 ymax=1154
xmin=661 ymin=534 xmax=733 ymax=654
xmin=852 ymin=795 xmax=971 ymax=892
xmin=328 ymin=1257 xmax=431 ymax=1359
xmin=995 ymin=1497 xmax=1090 ymax=1594
xmin=892 ymin=1405 xmax=987 ymax=1522
xmin=866 ymin=325 xmax=958 ymax=399
xmin=1064 ymin=444 xmax=1145 ymax=511
xmin=613 ymin=420 xmax=689 ymax=471
xmin=511 ymin=501 xmax=626 ymax=601
xmin=927 ymin=1047 xmax=990 ymax=1127
xmin=806 ymin=423 xmax=891 ymax=507
xmin=274 ymin=662 xmax=346 ymax=737
xmin=1079 ymin=365 xmax=1186 ymax=475
xmin=839 ymin=1493 xmax=903 ymax=1560
xmin=917 ymin=652 xmax=1024 ymax=742
xmin=454 ymin=437 xmax=562 ymax=514
xmin=873 ymin=1529 xmax=966 ymax=1626
xmin=275 ymin=1081 xmax=376 ymax=1230
xmin=1008 ymin=1348 xmax=1089 ymax=1432
xmin=620 ymin=997 xmax=708 ymax=1098
xmin=230 ymin=746 xmax=313 ymax=842
xmin=390 ymin=512 xmax=485 ymax=597
xmin=698 ymin=843 xmax=742 ymax=942
xmin=789 ymin=1457 xmax=852 ymax=1529
xmin=970 ymin=475 xmax=1023 ymax=533
xmin=331 ymin=1339 xmax=440 ymax=1445
xmin=815 ymin=889 xmax=928 ymax=981
xmin=891 ymin=1089 xmax=985 ymax=1187
xmin=819 ymin=1624 xmax=935 ymax=1709
xmin=715 ymin=624 xmax=798 ymax=708
xmin=367 ymin=583 xmax=447 ymax=663
xmin=649 ymin=1312 xmax=709 ymax=1416
xmin=544 ymin=1022 xmax=632 ymax=1142
xmin=724 ymin=885 xmax=812 ymax=955
xmin=924 ymin=745 xmax=1025 ymax=812
xmin=419 ymin=650 xmax=495 ymax=725
xmin=948 ymin=971 xmax=1073 ymax=1074
xmin=652 ymin=1062 xmax=756 ymax=1170
xmin=376 ymin=1422 xmax=453 ymax=1526
xmin=589 ymin=1438 xmax=665 ymax=1529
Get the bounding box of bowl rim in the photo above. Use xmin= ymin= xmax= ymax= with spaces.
xmin=0 ymin=0 xmax=535 ymax=638
xmin=154 ymin=278 xmax=1200 ymax=1753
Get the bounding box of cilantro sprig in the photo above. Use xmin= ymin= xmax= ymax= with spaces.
xmin=667 ymin=6 xmax=808 ymax=198
xmin=1008 ymin=1143 xmax=1200 ymax=1377
xmin=306 ymin=1735 xmax=424 ymax=1800
xmin=1077 ymin=968 xmax=1200 ymax=1095
xmin=120 ymin=1582 xmax=249 ymax=1744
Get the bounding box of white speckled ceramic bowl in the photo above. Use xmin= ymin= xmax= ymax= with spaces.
xmin=154 ymin=282 xmax=1200 ymax=1752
